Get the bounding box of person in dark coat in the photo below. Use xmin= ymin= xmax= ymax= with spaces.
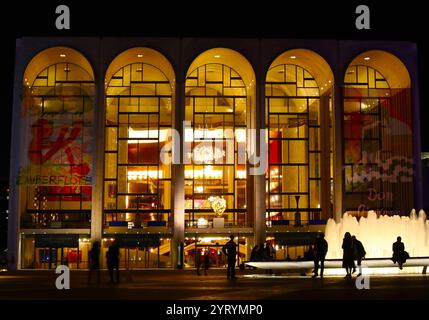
xmin=392 ymin=236 xmax=409 ymax=269
xmin=351 ymin=236 xmax=366 ymax=275
xmin=106 ymin=240 xmax=120 ymax=283
xmin=312 ymin=233 xmax=328 ymax=278
xmin=222 ymin=235 xmax=238 ymax=280
xmin=250 ymin=245 xmax=261 ymax=262
xmin=263 ymin=241 xmax=275 ymax=274
xmin=342 ymin=232 xmax=355 ymax=278
xmin=88 ymin=240 xmax=101 ymax=284
xmin=203 ymin=247 xmax=210 ymax=275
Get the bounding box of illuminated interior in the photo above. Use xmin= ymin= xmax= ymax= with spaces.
xmin=184 ymin=48 xmax=256 ymax=227
xmin=265 ymin=49 xmax=333 ymax=224
xmin=343 ymin=51 xmax=413 ymax=214
xmin=103 ymin=47 xmax=174 ymax=227
xmin=20 ymin=47 xmax=95 ymax=229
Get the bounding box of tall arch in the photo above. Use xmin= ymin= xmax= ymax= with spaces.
xmin=19 ymin=47 xmax=95 ymax=269
xmin=103 ymin=48 xmax=175 ymax=268
xmin=183 ymin=48 xmax=255 ymax=263
xmin=265 ymin=49 xmax=334 ymax=231
xmin=343 ymin=50 xmax=413 ymax=215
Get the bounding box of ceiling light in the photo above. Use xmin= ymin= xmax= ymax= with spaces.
xmin=137 ymin=54 xmax=143 ymax=58
xmin=60 ymin=54 xmax=66 ymax=58
xmin=214 ymin=55 xmax=221 ymax=58
xmin=364 ymin=57 xmax=370 ymax=61
xmin=290 ymin=55 xmax=296 ymax=59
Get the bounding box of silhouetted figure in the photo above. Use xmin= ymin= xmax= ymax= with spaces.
xmin=196 ymin=249 xmax=202 ymax=276
xmin=351 ymin=236 xmax=366 ymax=275
xmin=263 ymin=241 xmax=275 ymax=274
xmin=222 ymin=235 xmax=238 ymax=280
xmin=342 ymin=232 xmax=355 ymax=278
xmin=203 ymin=248 xmax=210 ymax=275
xmin=197 ymin=248 xmax=210 ymax=276
xmin=392 ymin=236 xmax=409 ymax=269
xmin=88 ymin=241 xmax=100 ymax=284
xmin=250 ymin=245 xmax=260 ymax=262
xmin=312 ymin=233 xmax=328 ymax=278
xmin=106 ymin=241 xmax=120 ymax=283
xmin=134 ymin=213 xmax=142 ymax=229
xmin=304 ymin=245 xmax=315 ymax=261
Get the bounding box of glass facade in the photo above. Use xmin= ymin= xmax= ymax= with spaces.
xmin=11 ymin=44 xmax=417 ymax=269
xmin=265 ymin=64 xmax=322 ymax=225
xmin=19 ymin=62 xmax=94 ymax=229
xmin=185 ymin=63 xmax=248 ymax=228
xmin=343 ymin=65 xmax=413 ymax=214
xmin=104 ymin=62 xmax=173 ymax=229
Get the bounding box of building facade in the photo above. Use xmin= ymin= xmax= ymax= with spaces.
xmin=8 ymin=37 xmax=422 ymax=270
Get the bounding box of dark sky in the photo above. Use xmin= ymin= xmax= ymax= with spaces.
xmin=1 ymin=2 xmax=428 ymax=181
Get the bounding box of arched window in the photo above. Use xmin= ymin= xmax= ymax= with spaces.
xmin=184 ymin=48 xmax=255 ymax=228
xmin=265 ymin=49 xmax=334 ymax=226
xmin=343 ymin=51 xmax=412 ymax=214
xmin=20 ymin=47 xmax=95 ymax=230
xmin=104 ymin=49 xmax=174 ymax=232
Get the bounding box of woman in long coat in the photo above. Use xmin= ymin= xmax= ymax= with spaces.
xmin=342 ymin=232 xmax=355 ymax=278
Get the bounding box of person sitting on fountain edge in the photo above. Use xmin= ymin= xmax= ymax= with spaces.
xmin=392 ymin=236 xmax=409 ymax=270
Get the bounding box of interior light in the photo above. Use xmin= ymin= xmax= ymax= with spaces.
xmin=364 ymin=57 xmax=370 ymax=61
xmin=290 ymin=55 xmax=297 ymax=59
xmin=137 ymin=54 xmax=143 ymax=58
xmin=60 ymin=54 xmax=66 ymax=58
xmin=214 ymin=55 xmax=221 ymax=58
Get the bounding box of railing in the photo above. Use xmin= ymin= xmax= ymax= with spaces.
xmin=266 ymin=209 xmax=325 ymax=227
xmin=185 ymin=220 xmax=253 ymax=229
xmin=21 ymin=211 xmax=91 ymax=229
xmin=103 ymin=210 xmax=172 ymax=229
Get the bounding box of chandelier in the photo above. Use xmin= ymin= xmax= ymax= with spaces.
xmin=209 ymin=196 xmax=227 ymax=216
xmin=192 ymin=144 xmax=225 ymax=164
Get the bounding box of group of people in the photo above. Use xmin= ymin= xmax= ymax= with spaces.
xmin=340 ymin=232 xmax=367 ymax=278
xmin=312 ymin=232 xmax=410 ymax=278
xmin=250 ymin=242 xmax=275 ymax=263
xmin=86 ymin=233 xmax=411 ymax=283
xmin=87 ymin=240 xmax=120 ymax=284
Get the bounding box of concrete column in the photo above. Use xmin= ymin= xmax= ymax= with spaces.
xmin=91 ymin=41 xmax=104 ymax=243
xmin=172 ymin=75 xmax=185 ymax=269
xmin=333 ymin=83 xmax=344 ymax=221
xmin=320 ymin=94 xmax=332 ymax=220
xmin=7 ymin=40 xmax=24 ymax=270
xmin=411 ymin=80 xmax=423 ymax=211
xmin=254 ymin=64 xmax=266 ymax=247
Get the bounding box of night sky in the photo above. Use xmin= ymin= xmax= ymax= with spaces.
xmin=1 ymin=2 xmax=428 ymax=182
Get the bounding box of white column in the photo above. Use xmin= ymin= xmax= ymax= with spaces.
xmin=254 ymin=73 xmax=266 ymax=246
xmin=333 ymin=83 xmax=344 ymax=221
xmin=172 ymin=78 xmax=185 ymax=268
xmin=91 ymin=47 xmax=105 ymax=243
xmin=7 ymin=40 xmax=25 ymax=270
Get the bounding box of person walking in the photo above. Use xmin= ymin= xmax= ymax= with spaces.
xmin=106 ymin=240 xmax=120 ymax=283
xmin=392 ymin=236 xmax=409 ymax=269
xmin=312 ymin=233 xmax=328 ymax=278
xmin=203 ymin=247 xmax=210 ymax=276
xmin=88 ymin=240 xmax=101 ymax=284
xmin=342 ymin=232 xmax=355 ymax=278
xmin=263 ymin=241 xmax=275 ymax=274
xmin=351 ymin=236 xmax=366 ymax=276
xmin=250 ymin=245 xmax=260 ymax=262
xmin=222 ymin=235 xmax=238 ymax=280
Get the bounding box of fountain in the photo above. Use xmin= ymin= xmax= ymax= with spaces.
xmin=324 ymin=209 xmax=429 ymax=274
